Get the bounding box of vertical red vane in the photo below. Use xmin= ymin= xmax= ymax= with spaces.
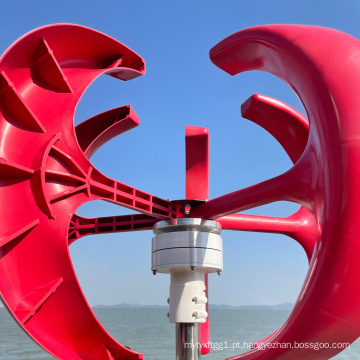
xmin=185 ymin=125 xmax=211 ymax=355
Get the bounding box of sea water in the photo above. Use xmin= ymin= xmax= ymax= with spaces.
xmin=1 ymin=307 xmax=359 ymax=359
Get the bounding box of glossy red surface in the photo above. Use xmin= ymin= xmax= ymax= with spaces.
xmin=196 ymin=25 xmax=360 ymax=359
xmin=185 ymin=125 xmax=211 ymax=355
xmin=1 ymin=23 xmax=359 ymax=360
xmin=0 ymin=24 xmax=182 ymax=360
xmin=219 ymin=94 xmax=317 ymax=262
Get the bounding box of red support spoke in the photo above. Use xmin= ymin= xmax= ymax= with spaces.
xmin=32 ymin=133 xmax=183 ymax=220
xmin=218 ymin=206 xmax=317 ymax=261
xmin=220 ymin=93 xmax=317 ymax=260
xmin=190 ymin=168 xmax=303 ymax=219
xmin=88 ymin=167 xmax=183 ymax=219
xmin=73 ymin=111 xmax=184 ymax=219
xmin=191 ymin=93 xmax=313 ymax=221
xmin=69 ymin=206 xmax=318 ymax=262
xmin=68 ymin=214 xmax=157 ymax=244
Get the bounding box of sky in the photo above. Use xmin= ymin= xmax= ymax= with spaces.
xmin=1 ymin=0 xmax=360 ymax=307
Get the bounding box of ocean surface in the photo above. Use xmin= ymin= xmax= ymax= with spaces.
xmin=1 ymin=307 xmax=359 ymax=359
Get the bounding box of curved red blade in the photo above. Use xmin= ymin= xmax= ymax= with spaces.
xmin=208 ymin=25 xmax=360 ymax=360
xmin=0 ymin=24 xmax=163 ymax=360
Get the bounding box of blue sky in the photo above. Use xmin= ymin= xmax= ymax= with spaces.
xmin=1 ymin=0 xmax=359 ymax=306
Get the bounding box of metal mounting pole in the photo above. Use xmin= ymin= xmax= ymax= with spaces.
xmin=176 ymin=323 xmax=201 ymax=360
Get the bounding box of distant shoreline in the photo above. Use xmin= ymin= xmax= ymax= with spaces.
xmin=92 ymin=303 xmax=294 ymax=310
xmin=0 ymin=303 xmax=294 ymax=310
